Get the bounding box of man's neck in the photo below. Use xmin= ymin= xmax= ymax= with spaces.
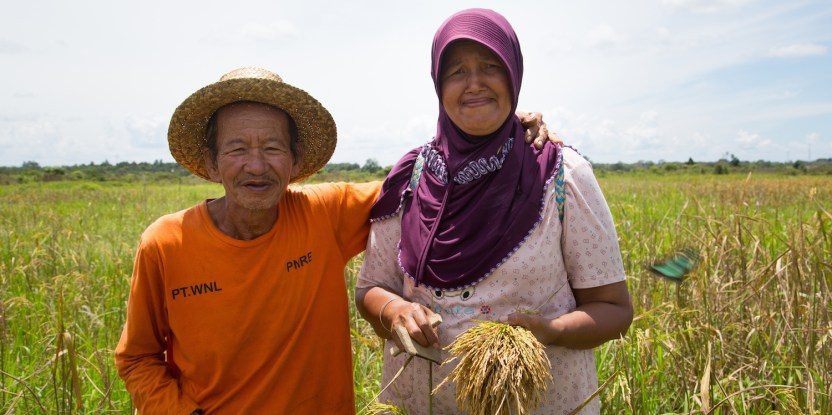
xmin=206 ymin=197 xmax=279 ymax=240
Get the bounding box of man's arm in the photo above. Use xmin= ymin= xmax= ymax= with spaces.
xmin=115 ymin=240 xmax=201 ymax=415
xmin=323 ymin=181 xmax=383 ymax=260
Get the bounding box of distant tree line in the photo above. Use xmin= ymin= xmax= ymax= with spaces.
xmin=0 ymin=158 xmax=393 ymax=185
xmin=2 ymin=156 xmax=831 ymax=185
xmin=590 ymin=156 xmax=832 ymax=177
xmin=0 ymin=160 xmax=190 ymax=185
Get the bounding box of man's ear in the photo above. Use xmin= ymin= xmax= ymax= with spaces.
xmin=203 ymin=148 xmax=222 ymax=183
xmin=291 ymin=153 xmax=302 ymax=178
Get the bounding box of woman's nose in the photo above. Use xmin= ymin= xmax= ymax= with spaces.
xmin=465 ymin=69 xmax=484 ymax=91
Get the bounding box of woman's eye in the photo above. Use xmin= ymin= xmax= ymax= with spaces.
xmin=484 ymin=63 xmax=501 ymax=72
xmin=445 ymin=67 xmax=464 ymax=79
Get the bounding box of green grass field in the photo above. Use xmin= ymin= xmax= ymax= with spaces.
xmin=1 ymin=174 xmax=830 ymax=414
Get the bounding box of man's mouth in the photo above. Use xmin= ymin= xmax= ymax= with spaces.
xmin=241 ymin=180 xmax=276 ymax=191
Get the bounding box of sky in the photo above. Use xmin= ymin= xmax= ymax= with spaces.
xmin=1 ymin=0 xmax=830 ymax=167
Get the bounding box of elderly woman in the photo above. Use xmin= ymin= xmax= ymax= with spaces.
xmin=356 ymin=8 xmax=633 ymax=414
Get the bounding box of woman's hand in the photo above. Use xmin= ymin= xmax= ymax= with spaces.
xmin=355 ymin=287 xmax=440 ymax=349
xmin=505 ymin=281 xmax=633 ymax=349
xmin=385 ymin=299 xmax=441 ymax=350
xmin=505 ymin=311 xmax=560 ymax=345
xmin=517 ymin=111 xmax=564 ymax=149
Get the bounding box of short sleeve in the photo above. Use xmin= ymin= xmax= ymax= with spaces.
xmin=561 ymin=149 xmax=625 ymax=289
xmin=356 ymin=214 xmax=405 ymax=296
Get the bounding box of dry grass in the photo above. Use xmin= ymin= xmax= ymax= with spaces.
xmin=600 ymin=174 xmax=832 ymax=413
xmin=435 ymin=321 xmax=552 ymax=415
xmin=1 ymin=174 xmax=830 ymax=414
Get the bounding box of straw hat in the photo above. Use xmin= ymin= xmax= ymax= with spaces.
xmin=168 ymin=67 xmax=336 ymax=183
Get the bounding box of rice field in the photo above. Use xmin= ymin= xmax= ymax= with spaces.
xmin=1 ymin=174 xmax=830 ymax=414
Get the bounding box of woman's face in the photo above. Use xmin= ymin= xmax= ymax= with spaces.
xmin=440 ymin=40 xmax=512 ymax=137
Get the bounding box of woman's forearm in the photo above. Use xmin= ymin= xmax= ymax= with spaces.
xmin=357 ymin=286 xmax=441 ymax=347
xmin=507 ymin=281 xmax=633 ymax=349
xmin=356 ymin=286 xmax=401 ymax=339
xmin=544 ymin=300 xmax=633 ymax=348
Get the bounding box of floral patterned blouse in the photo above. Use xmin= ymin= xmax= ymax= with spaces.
xmin=357 ymin=147 xmax=625 ymax=414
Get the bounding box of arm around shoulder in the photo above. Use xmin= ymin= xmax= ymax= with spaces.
xmin=316 ymin=181 xmax=382 ymax=259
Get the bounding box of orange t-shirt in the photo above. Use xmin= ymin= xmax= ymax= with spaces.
xmin=115 ymin=182 xmax=381 ymax=415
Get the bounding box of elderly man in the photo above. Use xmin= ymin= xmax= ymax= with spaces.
xmin=115 ymin=67 xmax=379 ymax=414
xmin=115 ymin=67 xmax=557 ymax=414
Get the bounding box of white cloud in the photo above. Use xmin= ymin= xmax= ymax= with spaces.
xmin=2 ymin=1 xmax=829 ymax=166
xmin=124 ymin=116 xmax=166 ymax=149
xmin=767 ymin=43 xmax=827 ymax=58
xmin=738 ymin=102 xmax=832 ymax=123
xmin=736 ymin=130 xmax=772 ymax=149
xmin=0 ymin=117 xmax=61 ymax=165
xmin=773 ymin=90 xmax=799 ymax=100
xmin=584 ymin=24 xmax=626 ymax=49
xmin=199 ymin=20 xmax=298 ymax=45
xmin=663 ymin=0 xmax=753 ymax=13
xmin=736 ymin=130 xmax=758 ymax=145
xmin=334 ymin=113 xmax=434 ymax=167
xmin=626 ymin=111 xmax=659 ymax=143
xmin=236 ymin=21 xmax=298 ymax=43
xmin=0 ymin=118 xmax=57 ymax=142
xmin=402 ymin=115 xmax=435 ymax=144
xmin=0 ymin=38 xmax=26 ymax=54
xmin=545 ymin=107 xmax=668 ymax=161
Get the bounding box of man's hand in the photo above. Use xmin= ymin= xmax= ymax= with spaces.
xmin=517 ymin=111 xmax=563 ymax=149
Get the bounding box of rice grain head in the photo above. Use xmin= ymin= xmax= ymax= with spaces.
xmin=434 ymin=321 xmax=552 ymax=415
xmin=365 ymin=400 xmax=408 ymax=415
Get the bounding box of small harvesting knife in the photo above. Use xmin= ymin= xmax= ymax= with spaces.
xmin=389 ymin=313 xmax=443 ymax=364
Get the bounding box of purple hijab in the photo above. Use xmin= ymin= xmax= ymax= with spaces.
xmin=371 ymin=8 xmax=560 ymax=291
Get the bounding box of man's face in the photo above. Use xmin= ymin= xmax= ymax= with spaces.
xmin=204 ymin=102 xmax=300 ymax=211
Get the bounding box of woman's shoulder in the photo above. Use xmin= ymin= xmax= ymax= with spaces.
xmin=560 ymin=145 xmax=591 ymax=170
xmin=370 ymin=144 xmax=428 ymax=221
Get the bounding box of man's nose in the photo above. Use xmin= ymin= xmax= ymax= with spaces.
xmin=244 ymin=150 xmax=268 ymax=174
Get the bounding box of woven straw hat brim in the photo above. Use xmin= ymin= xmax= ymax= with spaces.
xmin=168 ymin=77 xmax=336 ymax=183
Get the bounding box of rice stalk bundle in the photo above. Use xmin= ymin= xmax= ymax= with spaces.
xmin=435 ymin=321 xmax=552 ymax=415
